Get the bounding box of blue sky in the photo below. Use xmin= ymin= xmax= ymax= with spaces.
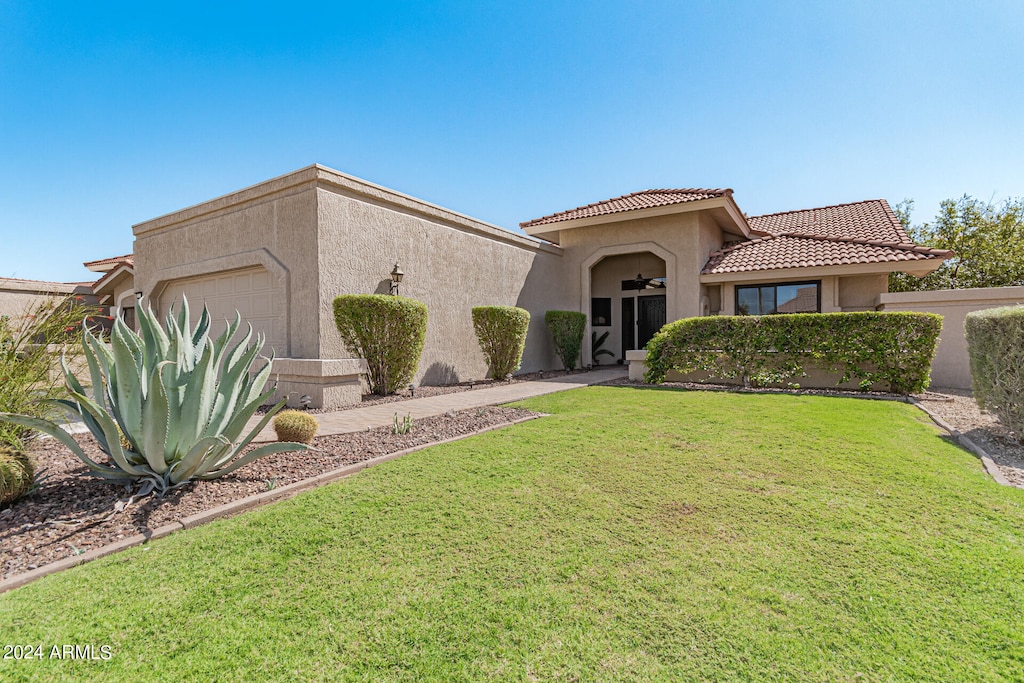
xmin=2 ymin=1 xmax=1023 ymax=282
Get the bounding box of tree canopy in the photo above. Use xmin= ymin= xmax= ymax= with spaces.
xmin=889 ymin=195 xmax=1024 ymax=292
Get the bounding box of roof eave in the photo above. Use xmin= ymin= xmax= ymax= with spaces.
xmin=521 ymin=195 xmax=750 ymax=242
xmin=699 ymin=257 xmax=948 ymax=283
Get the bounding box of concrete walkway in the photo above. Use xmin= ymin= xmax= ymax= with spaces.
xmin=250 ymin=366 xmax=627 ymax=442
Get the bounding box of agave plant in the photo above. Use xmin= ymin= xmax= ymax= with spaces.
xmin=0 ymin=298 xmax=306 ymax=495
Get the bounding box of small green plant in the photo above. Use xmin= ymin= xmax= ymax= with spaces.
xmin=0 ymin=445 xmax=34 ymax=505
xmin=333 ymin=294 xmax=428 ymax=396
xmin=392 ymin=412 xmax=413 ymax=435
xmin=966 ymin=305 xmax=1024 ymax=441
xmin=0 ymin=298 xmax=308 ymax=495
xmin=272 ymin=410 xmax=319 ymax=444
xmin=545 ymin=310 xmax=587 ymax=370
xmin=0 ymin=295 xmax=100 ymax=451
xmin=471 ymin=306 xmax=530 ymax=379
xmin=591 ymin=330 xmax=614 ymax=365
xmin=265 ymin=477 xmax=278 ymax=491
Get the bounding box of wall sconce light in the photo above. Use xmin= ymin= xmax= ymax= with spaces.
xmin=390 ymin=263 xmax=404 ymax=295
xmin=135 ymin=291 xmax=143 ymax=302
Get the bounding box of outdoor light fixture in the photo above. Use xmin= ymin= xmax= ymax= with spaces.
xmin=299 ymin=395 xmax=312 ymax=409
xmin=390 ymin=263 xmax=404 ymax=295
xmin=634 ymin=273 xmax=646 ymax=291
xmin=409 ymin=383 xmax=415 ymax=397
xmin=135 ymin=291 xmax=143 ymax=301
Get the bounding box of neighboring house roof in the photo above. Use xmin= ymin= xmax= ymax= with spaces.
xmin=520 ymin=188 xmax=733 ymax=228
xmin=0 ymin=277 xmax=82 ymax=294
xmin=748 ymin=199 xmax=910 ymax=243
xmin=84 ymin=253 xmax=134 ymax=273
xmin=702 ymin=234 xmax=953 ymax=275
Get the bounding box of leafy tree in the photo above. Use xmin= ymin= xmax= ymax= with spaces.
xmin=889 ymin=195 xmax=1024 ymax=292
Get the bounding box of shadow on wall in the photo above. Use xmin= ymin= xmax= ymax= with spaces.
xmin=373 ymin=280 xmax=391 ymax=295
xmin=515 ymin=253 xmax=572 ymax=372
xmin=422 ymin=361 xmax=460 ymax=385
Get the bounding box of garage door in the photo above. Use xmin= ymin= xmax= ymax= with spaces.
xmin=158 ymin=267 xmax=287 ymax=357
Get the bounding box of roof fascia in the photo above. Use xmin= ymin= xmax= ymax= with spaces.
xmin=91 ymin=264 xmax=135 ymax=296
xmin=699 ymin=258 xmax=946 ymax=283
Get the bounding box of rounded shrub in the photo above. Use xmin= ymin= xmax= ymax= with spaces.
xmin=273 ymin=410 xmax=320 ymax=444
xmin=471 ymin=306 xmax=530 ymax=379
xmin=966 ymin=305 xmax=1024 ymax=441
xmin=334 ymin=294 xmax=428 ymax=395
xmin=0 ymin=446 xmax=33 ymax=505
xmin=545 ymin=310 xmax=587 ymax=370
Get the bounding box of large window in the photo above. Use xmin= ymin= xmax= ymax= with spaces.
xmin=736 ymin=281 xmax=820 ymax=315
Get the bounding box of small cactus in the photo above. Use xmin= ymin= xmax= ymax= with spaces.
xmin=0 ymin=446 xmax=34 ymax=505
xmin=272 ymin=410 xmax=319 ymax=445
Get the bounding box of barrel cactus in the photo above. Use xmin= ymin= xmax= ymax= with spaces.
xmin=272 ymin=410 xmax=319 ymax=444
xmin=0 ymin=298 xmax=307 ymax=495
xmin=0 ymin=446 xmax=33 ymax=505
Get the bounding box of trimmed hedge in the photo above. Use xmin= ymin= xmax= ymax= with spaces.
xmin=472 ymin=306 xmax=530 ymax=379
xmin=545 ymin=310 xmax=587 ymax=370
xmin=333 ymin=294 xmax=428 ymax=396
xmin=966 ymin=306 xmax=1024 ymax=441
xmin=644 ymin=312 xmax=942 ymax=393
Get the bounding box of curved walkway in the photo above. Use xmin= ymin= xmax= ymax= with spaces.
xmin=251 ymin=366 xmax=627 ymax=442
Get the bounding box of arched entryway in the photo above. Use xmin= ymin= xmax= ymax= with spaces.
xmin=581 ymin=243 xmax=675 ymax=366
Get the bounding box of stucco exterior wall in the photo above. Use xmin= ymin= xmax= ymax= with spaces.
xmin=0 ymin=280 xmax=79 ymax=319
xmin=878 ymin=286 xmax=1024 ymax=389
xmin=132 ymin=165 xmax=569 ymax=401
xmin=315 ymin=180 xmax=568 ymax=383
xmin=133 ymin=169 xmax=323 ymax=359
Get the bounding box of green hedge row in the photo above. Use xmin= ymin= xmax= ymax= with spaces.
xmin=472 ymin=306 xmax=530 ymax=379
xmin=644 ymin=312 xmax=943 ymax=393
xmin=333 ymin=295 xmax=428 ymax=395
xmin=966 ymin=306 xmax=1024 ymax=442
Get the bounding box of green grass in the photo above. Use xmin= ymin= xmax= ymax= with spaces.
xmin=2 ymin=386 xmax=1023 ymax=681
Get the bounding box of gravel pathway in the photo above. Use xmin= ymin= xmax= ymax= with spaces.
xmin=1 ymin=406 xmax=537 ymax=580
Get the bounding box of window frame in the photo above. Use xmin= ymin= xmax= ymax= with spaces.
xmin=734 ymin=280 xmax=821 ymax=316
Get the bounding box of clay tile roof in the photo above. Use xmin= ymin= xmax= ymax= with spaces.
xmin=83 ymin=253 xmax=134 ymax=269
xmin=748 ymin=199 xmax=909 ymax=243
xmin=520 ymin=188 xmax=732 ymax=228
xmin=702 ymin=234 xmax=953 ymax=275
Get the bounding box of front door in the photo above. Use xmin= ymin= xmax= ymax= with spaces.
xmin=637 ymin=295 xmax=666 ymax=348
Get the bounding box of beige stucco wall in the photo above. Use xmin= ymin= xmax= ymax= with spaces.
xmin=133 ymin=165 xmax=570 ymax=397
xmin=878 ymin=286 xmax=1024 ymax=389
xmin=315 ymin=177 xmax=568 ymax=383
xmin=0 ymin=279 xmax=81 ymax=319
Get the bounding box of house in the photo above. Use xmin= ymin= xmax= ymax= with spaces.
xmin=120 ymin=164 xmax=953 ymax=407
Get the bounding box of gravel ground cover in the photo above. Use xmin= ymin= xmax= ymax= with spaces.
xmin=917 ymin=387 xmax=1024 ymax=487
xmin=1 ymin=406 xmax=537 ymax=580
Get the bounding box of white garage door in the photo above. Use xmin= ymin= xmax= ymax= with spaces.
xmin=158 ymin=267 xmax=287 ymax=357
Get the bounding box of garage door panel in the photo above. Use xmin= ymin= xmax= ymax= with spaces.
xmin=159 ymin=267 xmax=286 ymax=356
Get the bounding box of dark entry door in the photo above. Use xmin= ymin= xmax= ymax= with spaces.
xmin=637 ymin=295 xmax=666 ymax=348
xmin=621 ymin=297 xmax=635 ymax=358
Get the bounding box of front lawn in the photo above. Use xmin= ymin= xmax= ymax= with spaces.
xmin=2 ymin=387 xmax=1022 ymax=681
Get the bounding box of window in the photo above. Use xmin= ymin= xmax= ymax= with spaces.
xmin=591 ymin=298 xmax=612 ymax=326
xmin=736 ymin=281 xmax=820 ymax=315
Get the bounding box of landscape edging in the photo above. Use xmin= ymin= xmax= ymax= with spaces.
xmin=910 ymin=398 xmax=1013 ymax=487
xmin=0 ymin=413 xmax=543 ymax=595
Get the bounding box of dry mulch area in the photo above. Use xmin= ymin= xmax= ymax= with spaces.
xmin=257 ymin=368 xmax=597 ymax=414
xmin=916 ymin=388 xmax=1024 ymax=488
xmin=1 ymin=406 xmax=538 ymax=581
